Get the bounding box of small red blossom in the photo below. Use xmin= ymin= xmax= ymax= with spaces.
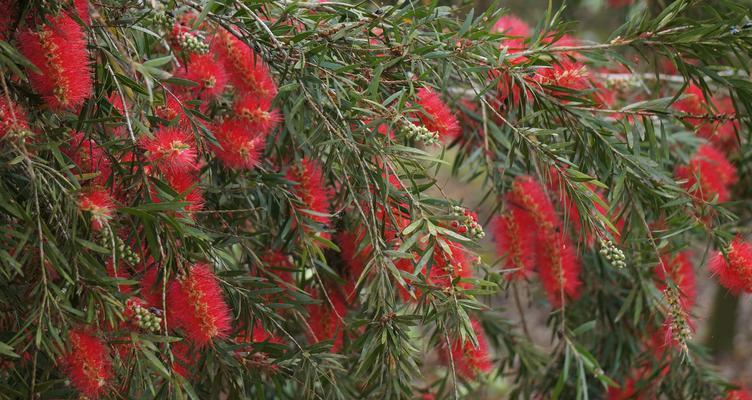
xmin=414 ymin=88 xmax=461 ymax=142
xmin=139 ymin=127 xmax=199 ymax=174
xmin=167 ymin=263 xmax=232 ymax=346
xmin=655 ymin=252 xmax=696 ymax=311
xmin=709 ymin=237 xmax=752 ymax=294
xmin=73 ymin=0 xmax=91 ymax=25
xmin=510 ymin=175 xmax=560 ymax=231
xmin=535 ymin=58 xmax=591 ymax=98
xmin=62 ymin=330 xmax=112 ymax=398
xmin=428 ymin=240 xmax=472 ymax=290
xmin=18 ymin=14 xmax=92 ymax=110
xmin=215 ymin=29 xmax=278 ymax=99
xmin=675 ymin=144 xmax=737 ymax=203
xmin=493 ymin=202 xmax=537 ymax=280
xmin=538 ymin=233 xmax=581 ymax=307
xmin=673 ymin=84 xmax=739 ymax=152
xmin=491 ymin=15 xmax=530 ymax=51
xmin=170 ymin=340 xmax=195 ymax=378
xmin=438 ymin=319 xmax=492 ymax=380
xmin=287 ymin=158 xmax=333 ymax=239
xmin=728 ymin=388 xmax=752 ymax=400
xmin=233 ymin=95 xmax=280 ymax=134
xmin=175 ymin=53 xmax=228 ymax=98
xmin=307 ymin=288 xmax=347 ymax=352
xmin=78 ymin=187 xmax=115 ymax=231
xmin=0 ymin=98 xmax=29 ymax=139
xmin=163 ymin=171 xmax=204 ymax=213
xmin=140 ymin=266 xmax=163 ymax=308
xmin=211 ymin=118 xmax=267 ymax=170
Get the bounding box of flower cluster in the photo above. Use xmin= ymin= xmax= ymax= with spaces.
xmin=167 ymin=263 xmax=232 ymax=346
xmin=710 ymin=237 xmax=752 ymax=294
xmin=493 ymin=175 xmax=581 ymax=307
xmin=438 ymin=319 xmax=492 ymax=380
xmin=675 ymin=144 xmax=738 ymax=203
xmin=61 ymin=330 xmax=112 ymax=399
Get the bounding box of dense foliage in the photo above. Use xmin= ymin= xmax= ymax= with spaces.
xmin=1 ymin=0 xmax=752 ymax=398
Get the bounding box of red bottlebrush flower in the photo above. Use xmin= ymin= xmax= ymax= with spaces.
xmin=493 ymin=203 xmax=537 ymax=280
xmin=675 ymin=144 xmax=737 ymax=203
xmin=287 ymin=158 xmax=333 ymax=238
xmin=233 ymin=95 xmax=281 ymax=134
xmin=428 ymin=240 xmax=472 ymax=290
xmin=18 ymin=14 xmax=92 ymax=110
xmin=728 ymin=388 xmax=752 ymax=400
xmin=438 ymin=319 xmax=492 ymax=380
xmin=62 ymin=330 xmax=112 ymax=398
xmin=211 ymin=118 xmax=266 ymax=170
xmin=510 ymin=175 xmax=560 ymax=231
xmin=167 ymin=263 xmax=232 ymax=346
xmin=65 ymin=132 xmax=111 ymax=185
xmin=414 ymin=87 xmax=461 ymax=142
xmin=73 ymin=0 xmax=91 ymax=25
xmin=709 ymin=237 xmax=752 ymax=294
xmin=139 ymin=127 xmax=198 ymax=174
xmin=175 ymin=53 xmax=228 ymax=98
xmin=673 ymin=84 xmax=706 ymax=125
xmin=78 ymin=187 xmax=114 ymax=231
xmin=250 ymin=320 xmax=284 ymax=344
xmin=655 ymin=252 xmax=696 ymax=311
xmin=537 ymin=233 xmax=581 ymax=307
xmin=215 ymin=29 xmax=278 ymax=99
xmin=155 ymin=95 xmax=190 ymax=126
xmin=307 ymin=288 xmax=347 ymax=352
xmin=491 ymin=15 xmax=530 ymax=51
xmin=0 ymin=98 xmax=30 ymax=138
xmin=535 ymin=58 xmax=591 ymax=98
xmin=155 ymin=171 xmax=204 ymax=213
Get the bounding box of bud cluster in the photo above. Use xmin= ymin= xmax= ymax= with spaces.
xmin=401 ymin=121 xmax=439 ymax=145
xmin=125 ymin=298 xmax=162 ymax=333
xmin=599 ymin=239 xmax=625 ymax=268
xmin=151 ymin=12 xmax=174 ymax=28
xmin=665 ymin=288 xmax=692 ymax=353
xmin=450 ymin=206 xmax=485 ymax=240
xmin=100 ymin=228 xmax=141 ymax=266
xmin=178 ymin=32 xmax=210 ymax=54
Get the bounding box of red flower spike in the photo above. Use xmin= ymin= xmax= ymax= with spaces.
xmin=491 ymin=15 xmax=530 ymax=51
xmin=65 ymin=132 xmax=112 ymax=186
xmin=493 ymin=204 xmax=537 ymax=280
xmin=215 ymin=29 xmax=278 ymax=99
xmin=414 ymin=87 xmax=461 ymax=142
xmin=167 ymin=263 xmax=232 ymax=346
xmin=655 ymin=252 xmax=696 ymax=311
xmin=537 ymin=233 xmax=581 ymax=307
xmin=510 ymin=175 xmax=561 ymax=231
xmin=78 ymin=187 xmax=115 ymax=231
xmin=728 ymin=388 xmax=752 ymax=400
xmin=175 ymin=53 xmax=228 ymax=98
xmin=675 ymin=144 xmax=737 ymax=203
xmin=710 ymin=237 xmax=752 ymax=294
xmin=62 ymin=330 xmax=112 ymax=398
xmin=535 ymin=58 xmax=591 ymax=98
xmin=698 ymin=96 xmax=739 ymax=153
xmin=438 ymin=319 xmax=492 ymax=380
xmin=287 ymin=158 xmax=333 ymax=239
xmin=233 ymin=95 xmax=281 ymax=134
xmin=73 ymin=0 xmax=91 ymax=25
xmin=18 ymin=14 xmax=92 ymax=110
xmin=428 ymin=241 xmax=472 ymax=290
xmin=139 ymin=127 xmax=198 ymax=174
xmin=307 ymin=288 xmax=347 ymax=352
xmin=211 ymin=118 xmax=266 ymax=170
